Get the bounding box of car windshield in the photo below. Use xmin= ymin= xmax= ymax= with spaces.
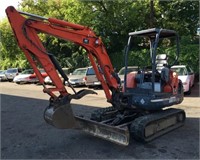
xmin=87 ymin=68 xmax=95 ymax=75
xmin=72 ymin=68 xmax=87 ymax=75
xmin=6 ymin=69 xmax=17 ymax=73
xmin=171 ymin=67 xmax=187 ymax=76
xmin=86 ymin=67 xmax=102 ymax=75
xmin=0 ymin=70 xmax=6 ymax=74
xmin=21 ymin=69 xmax=34 ymax=74
xmin=118 ymin=67 xmax=138 ymax=75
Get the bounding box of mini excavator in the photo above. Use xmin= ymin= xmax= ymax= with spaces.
xmin=6 ymin=6 xmax=185 ymax=146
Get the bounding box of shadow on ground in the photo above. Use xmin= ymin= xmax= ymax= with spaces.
xmin=1 ymin=94 xmax=199 ymax=159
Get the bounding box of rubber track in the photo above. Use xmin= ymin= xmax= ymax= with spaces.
xmin=130 ymin=108 xmax=186 ymax=142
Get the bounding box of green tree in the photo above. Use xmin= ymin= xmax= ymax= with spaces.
xmin=156 ymin=0 xmax=199 ymax=36
xmin=0 ymin=19 xmax=29 ymax=69
xmin=0 ymin=0 xmax=199 ymax=75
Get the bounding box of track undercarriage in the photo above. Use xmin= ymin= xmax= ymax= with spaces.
xmin=44 ymin=93 xmax=186 ymax=146
xmin=91 ymin=106 xmax=185 ymax=144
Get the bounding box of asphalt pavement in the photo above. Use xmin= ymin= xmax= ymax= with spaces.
xmin=1 ymin=82 xmax=199 ymax=159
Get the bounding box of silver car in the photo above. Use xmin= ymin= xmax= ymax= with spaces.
xmin=84 ymin=66 xmax=102 ymax=88
xmin=66 ymin=67 xmax=87 ymax=87
xmin=5 ymin=68 xmax=22 ymax=82
xmin=0 ymin=70 xmax=7 ymax=81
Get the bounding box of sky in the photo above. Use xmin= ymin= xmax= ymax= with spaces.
xmin=0 ymin=0 xmax=22 ymax=20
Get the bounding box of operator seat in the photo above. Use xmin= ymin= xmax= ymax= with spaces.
xmin=156 ymin=54 xmax=168 ymax=72
xmin=156 ymin=54 xmax=170 ymax=91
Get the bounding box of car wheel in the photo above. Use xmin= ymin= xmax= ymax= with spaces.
xmin=185 ymin=83 xmax=191 ymax=95
xmin=178 ymin=80 xmax=184 ymax=103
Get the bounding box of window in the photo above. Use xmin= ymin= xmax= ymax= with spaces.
xmin=73 ymin=68 xmax=87 ymax=75
xmin=86 ymin=68 xmax=95 ymax=75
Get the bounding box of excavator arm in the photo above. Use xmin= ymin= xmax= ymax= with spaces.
xmin=6 ymin=6 xmax=120 ymax=102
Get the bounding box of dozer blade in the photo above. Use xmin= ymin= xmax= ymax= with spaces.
xmin=44 ymin=104 xmax=130 ymax=145
xmin=44 ymin=95 xmax=130 ymax=146
xmin=75 ymin=116 xmax=130 ymax=146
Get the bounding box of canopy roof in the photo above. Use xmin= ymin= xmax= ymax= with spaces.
xmin=129 ymin=28 xmax=178 ymax=39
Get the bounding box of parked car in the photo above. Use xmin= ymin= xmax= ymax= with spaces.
xmin=44 ymin=68 xmax=70 ymax=85
xmin=0 ymin=70 xmax=7 ymax=81
xmin=171 ymin=65 xmax=195 ymax=94
xmin=5 ymin=68 xmax=22 ymax=82
xmin=118 ymin=66 xmax=138 ymax=85
xmin=13 ymin=69 xmax=35 ymax=84
xmin=66 ymin=67 xmax=88 ymax=87
xmin=84 ymin=66 xmax=102 ymax=88
xmin=32 ymin=69 xmax=48 ymax=83
xmin=13 ymin=69 xmax=47 ymax=84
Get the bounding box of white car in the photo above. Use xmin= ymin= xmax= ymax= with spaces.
xmin=44 ymin=76 xmax=53 ymax=85
xmin=171 ymin=65 xmax=195 ymax=94
xmin=44 ymin=68 xmax=70 ymax=85
xmin=13 ymin=69 xmax=35 ymax=84
xmin=13 ymin=69 xmax=48 ymax=84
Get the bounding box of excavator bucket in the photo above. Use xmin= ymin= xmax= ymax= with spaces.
xmin=43 ymin=93 xmax=130 ymax=146
xmin=44 ymin=102 xmax=77 ymax=129
xmin=44 ymin=103 xmax=130 ymax=146
xmin=44 ymin=89 xmax=97 ymax=129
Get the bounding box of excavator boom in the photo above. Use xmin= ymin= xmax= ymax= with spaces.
xmin=6 ymin=6 xmax=120 ymax=101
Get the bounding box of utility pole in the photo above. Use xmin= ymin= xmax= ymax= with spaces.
xmin=150 ymin=0 xmax=155 ymax=28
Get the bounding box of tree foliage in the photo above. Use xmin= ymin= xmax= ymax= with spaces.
xmin=0 ymin=0 xmax=199 ymax=74
xmin=0 ymin=19 xmax=30 ymax=69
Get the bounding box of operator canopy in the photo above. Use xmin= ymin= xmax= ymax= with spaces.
xmin=129 ymin=28 xmax=178 ymax=39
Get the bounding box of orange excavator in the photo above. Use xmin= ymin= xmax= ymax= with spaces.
xmin=6 ymin=6 xmax=185 ymax=146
